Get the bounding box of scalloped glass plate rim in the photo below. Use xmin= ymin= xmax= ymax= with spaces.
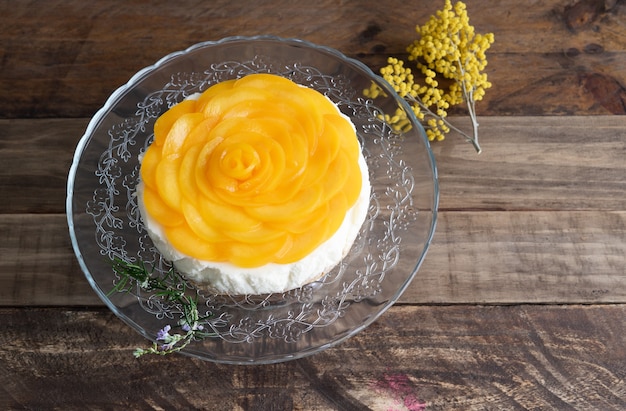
xmin=66 ymin=35 xmax=439 ymax=364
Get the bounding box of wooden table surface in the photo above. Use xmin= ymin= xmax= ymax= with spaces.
xmin=2 ymin=1 xmax=625 ymax=409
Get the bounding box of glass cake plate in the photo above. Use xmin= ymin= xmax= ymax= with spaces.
xmin=67 ymin=36 xmax=438 ymax=364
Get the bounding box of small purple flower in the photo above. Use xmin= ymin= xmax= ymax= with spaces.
xmin=159 ymin=343 xmax=174 ymax=351
xmin=156 ymin=325 xmax=172 ymax=341
xmin=181 ymin=323 xmax=204 ymax=332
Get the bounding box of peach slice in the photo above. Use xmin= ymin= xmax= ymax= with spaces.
xmin=142 ymin=186 xmax=185 ymax=227
xmin=153 ymin=99 xmax=197 ymax=146
xmin=161 ymin=113 xmax=205 ymax=158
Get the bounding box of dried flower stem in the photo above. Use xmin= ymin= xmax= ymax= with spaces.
xmin=365 ymin=0 xmax=494 ymax=153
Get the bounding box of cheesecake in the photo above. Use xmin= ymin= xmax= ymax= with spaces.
xmin=137 ymin=73 xmax=370 ymax=294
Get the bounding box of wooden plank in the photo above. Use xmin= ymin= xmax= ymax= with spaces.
xmin=408 ymin=210 xmax=626 ymax=304
xmin=2 ymin=305 xmax=626 ymax=410
xmin=2 ymin=116 xmax=624 ymax=214
xmin=431 ymin=115 xmax=626 ymax=211
xmin=0 ymin=214 xmax=98 ymax=306
xmin=2 ymin=211 xmax=625 ymax=306
xmin=1 ymin=0 xmax=625 ymax=118
xmin=0 ymin=118 xmax=89 ymax=214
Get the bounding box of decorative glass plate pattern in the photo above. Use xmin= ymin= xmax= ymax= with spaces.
xmin=67 ymin=36 xmax=438 ymax=364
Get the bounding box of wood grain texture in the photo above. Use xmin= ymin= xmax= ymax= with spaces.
xmin=3 ymin=0 xmax=626 ymax=408
xmin=414 ymin=210 xmax=626 ymax=304
xmin=432 ymin=115 xmax=626 ymax=212
xmin=3 ymin=210 xmax=625 ymax=306
xmin=2 ymin=305 xmax=626 ymax=410
xmin=2 ymin=116 xmax=625 ymax=214
xmin=2 ymin=114 xmax=624 ymax=306
xmin=0 ymin=119 xmax=89 ymax=214
xmin=0 ymin=214 xmax=95 ymax=306
xmin=1 ymin=0 xmax=625 ymax=118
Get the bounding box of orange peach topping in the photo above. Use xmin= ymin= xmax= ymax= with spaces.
xmin=140 ymin=73 xmax=362 ymax=267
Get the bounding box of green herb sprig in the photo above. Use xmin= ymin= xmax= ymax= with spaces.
xmin=108 ymin=258 xmax=214 ymax=357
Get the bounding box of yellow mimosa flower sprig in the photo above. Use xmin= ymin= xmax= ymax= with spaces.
xmin=365 ymin=0 xmax=494 ymax=153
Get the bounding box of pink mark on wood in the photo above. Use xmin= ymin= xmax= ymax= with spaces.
xmin=371 ymin=372 xmax=427 ymax=411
